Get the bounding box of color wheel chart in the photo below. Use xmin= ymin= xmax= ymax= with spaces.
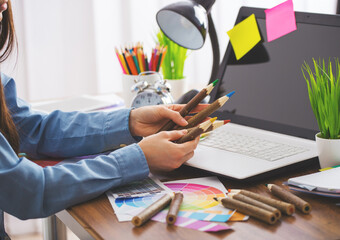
xmin=165 ymin=183 xmax=224 ymax=210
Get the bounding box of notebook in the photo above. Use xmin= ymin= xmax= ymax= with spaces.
xmin=286 ymin=167 xmax=340 ymax=193
xmin=186 ymin=7 xmax=340 ymax=179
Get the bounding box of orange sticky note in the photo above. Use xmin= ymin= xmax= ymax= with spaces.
xmin=227 ymin=14 xmax=262 ymax=60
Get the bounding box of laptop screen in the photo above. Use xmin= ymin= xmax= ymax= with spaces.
xmin=211 ymin=7 xmax=340 ymax=140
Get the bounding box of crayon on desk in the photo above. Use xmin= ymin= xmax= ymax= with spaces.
xmin=229 ymin=189 xmax=295 ymax=215
xmin=228 ymin=192 xmax=281 ymax=219
xmin=214 ymin=197 xmax=277 ymax=225
xmin=158 ymin=79 xmax=219 ymax=132
xmin=166 ymin=192 xmax=184 ymax=225
xmin=177 ymin=91 xmax=235 ymax=130
xmin=132 ymin=193 xmax=173 ymax=227
xmin=267 ymin=184 xmax=311 ymax=214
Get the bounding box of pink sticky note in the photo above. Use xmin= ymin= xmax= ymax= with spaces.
xmin=265 ymin=0 xmax=297 ymax=42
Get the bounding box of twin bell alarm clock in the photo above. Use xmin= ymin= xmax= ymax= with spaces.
xmin=130 ymin=71 xmax=174 ymax=108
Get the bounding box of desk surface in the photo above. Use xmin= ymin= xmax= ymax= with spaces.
xmin=66 ymin=161 xmax=340 ymax=239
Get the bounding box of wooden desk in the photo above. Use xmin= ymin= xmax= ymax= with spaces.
xmin=60 ymin=160 xmax=340 ymax=239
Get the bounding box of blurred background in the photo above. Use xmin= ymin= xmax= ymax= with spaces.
xmin=3 ymin=0 xmax=338 ymax=239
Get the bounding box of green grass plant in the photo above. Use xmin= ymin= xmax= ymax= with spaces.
xmin=302 ymin=58 xmax=340 ymax=139
xmin=156 ymin=30 xmax=188 ymax=80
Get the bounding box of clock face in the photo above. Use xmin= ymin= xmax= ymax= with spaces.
xmin=131 ymin=91 xmax=164 ymax=108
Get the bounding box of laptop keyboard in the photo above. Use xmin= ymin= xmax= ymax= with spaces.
xmin=200 ymin=128 xmax=308 ymax=161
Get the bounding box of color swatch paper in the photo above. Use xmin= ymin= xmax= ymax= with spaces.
xmin=227 ymin=14 xmax=261 ymax=60
xmin=265 ymin=0 xmax=297 ymax=42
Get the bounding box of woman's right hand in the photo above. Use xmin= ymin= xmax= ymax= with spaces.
xmin=138 ymin=130 xmax=199 ymax=172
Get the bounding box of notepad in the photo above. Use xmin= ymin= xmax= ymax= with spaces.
xmin=287 ymin=167 xmax=340 ymax=193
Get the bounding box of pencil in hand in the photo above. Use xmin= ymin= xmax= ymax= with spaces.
xmin=157 ymin=79 xmax=219 ymax=133
xmin=176 ymin=118 xmax=216 ymax=144
xmin=176 ymin=91 xmax=235 ymax=130
xmin=166 ymin=192 xmax=184 ymax=224
xmin=267 ymin=184 xmax=312 ymax=214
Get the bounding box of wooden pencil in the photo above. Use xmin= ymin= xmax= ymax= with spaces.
xmin=176 ymin=91 xmax=235 ymax=130
xmin=157 ymin=79 xmax=219 ymax=133
xmin=267 ymin=184 xmax=311 ymax=214
xmin=132 ymin=193 xmax=173 ymax=227
xmin=214 ymin=197 xmax=277 ymax=225
xmin=176 ymin=118 xmax=215 ymax=144
xmin=229 ymin=189 xmax=295 ymax=215
xmin=121 ymin=51 xmax=132 ymax=75
xmin=228 ymin=192 xmax=281 ymax=219
xmin=187 ymin=119 xmax=230 ymax=133
xmin=125 ymin=52 xmax=138 ymax=75
xmin=131 ymin=51 xmax=141 ymax=74
xmin=166 ymin=192 xmax=183 ymax=224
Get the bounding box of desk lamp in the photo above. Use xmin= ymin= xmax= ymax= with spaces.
xmin=156 ymin=0 xmax=219 ymax=84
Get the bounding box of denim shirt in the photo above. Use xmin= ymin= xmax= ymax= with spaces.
xmin=0 ymin=73 xmax=149 ymax=224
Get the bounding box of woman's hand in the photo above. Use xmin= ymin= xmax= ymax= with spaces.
xmin=129 ymin=104 xmax=208 ymax=137
xmin=138 ymin=130 xmax=200 ymax=172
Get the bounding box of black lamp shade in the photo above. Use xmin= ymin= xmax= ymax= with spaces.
xmin=156 ymin=1 xmax=209 ymax=50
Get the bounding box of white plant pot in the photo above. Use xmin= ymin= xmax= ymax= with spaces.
xmin=315 ymin=133 xmax=340 ymax=168
xmin=167 ymin=78 xmax=187 ymax=102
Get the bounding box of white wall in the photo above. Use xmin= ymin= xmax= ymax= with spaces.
xmin=3 ymin=0 xmax=338 ymax=103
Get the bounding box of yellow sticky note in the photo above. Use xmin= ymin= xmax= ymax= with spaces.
xmin=227 ymin=14 xmax=261 ymax=60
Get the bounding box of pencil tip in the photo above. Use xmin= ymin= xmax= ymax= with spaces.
xmin=226 ymin=91 xmax=236 ymax=98
xmin=210 ymin=117 xmax=217 ymax=123
xmin=213 ymin=197 xmax=218 ymax=201
xmin=224 ymin=120 xmax=231 ymax=125
xmin=212 ymin=79 xmax=219 ymax=86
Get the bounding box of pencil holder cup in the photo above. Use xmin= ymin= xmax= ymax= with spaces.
xmin=122 ymin=74 xmax=138 ymax=106
xmin=315 ymin=133 xmax=340 ymax=168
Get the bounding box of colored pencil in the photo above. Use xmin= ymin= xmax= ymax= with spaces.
xmin=131 ymin=51 xmax=141 ymax=74
xmin=132 ymin=193 xmax=173 ymax=227
xmin=115 ymin=43 xmax=167 ymax=75
xmin=166 ymin=192 xmax=183 ymax=225
xmin=228 ymin=192 xmax=281 ymax=219
xmin=176 ymin=118 xmax=215 ymax=144
xmin=125 ymin=52 xmax=138 ymax=75
xmin=177 ymin=91 xmax=235 ymax=130
xmin=214 ymin=197 xmax=277 ymax=225
xmin=158 ymin=79 xmax=219 ymax=132
xmin=121 ymin=51 xmax=132 ymax=75
xmin=229 ymin=189 xmax=295 ymax=215
xmin=267 ymin=184 xmax=311 ymax=214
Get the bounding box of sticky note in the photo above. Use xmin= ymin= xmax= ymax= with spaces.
xmin=265 ymin=0 xmax=297 ymax=42
xmin=227 ymin=14 xmax=262 ymax=60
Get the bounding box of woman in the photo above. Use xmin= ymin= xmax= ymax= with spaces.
xmin=0 ymin=0 xmax=200 ymax=237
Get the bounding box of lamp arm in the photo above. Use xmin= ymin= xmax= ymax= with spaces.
xmin=208 ymin=13 xmax=220 ymax=84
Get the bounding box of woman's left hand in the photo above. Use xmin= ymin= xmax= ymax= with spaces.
xmin=129 ymin=104 xmax=207 ymax=137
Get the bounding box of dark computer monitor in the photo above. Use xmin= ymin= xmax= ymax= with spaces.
xmin=210 ymin=7 xmax=340 ymax=140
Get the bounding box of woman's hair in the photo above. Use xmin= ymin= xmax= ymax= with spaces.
xmin=0 ymin=0 xmax=19 ymax=153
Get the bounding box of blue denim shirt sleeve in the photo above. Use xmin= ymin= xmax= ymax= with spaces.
xmin=0 ymin=73 xmax=149 ymax=219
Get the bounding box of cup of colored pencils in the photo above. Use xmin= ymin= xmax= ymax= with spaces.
xmin=115 ymin=42 xmax=167 ymax=75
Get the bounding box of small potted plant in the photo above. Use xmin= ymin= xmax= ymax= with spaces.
xmin=302 ymin=58 xmax=340 ymax=168
xmin=156 ymin=30 xmax=189 ymax=101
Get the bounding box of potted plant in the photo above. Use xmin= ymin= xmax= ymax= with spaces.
xmin=302 ymin=58 xmax=340 ymax=168
xmin=156 ymin=30 xmax=189 ymax=101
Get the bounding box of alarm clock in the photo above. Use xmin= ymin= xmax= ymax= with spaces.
xmin=131 ymin=71 xmax=174 ymax=108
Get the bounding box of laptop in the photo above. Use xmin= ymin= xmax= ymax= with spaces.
xmin=186 ymin=7 xmax=340 ymax=180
